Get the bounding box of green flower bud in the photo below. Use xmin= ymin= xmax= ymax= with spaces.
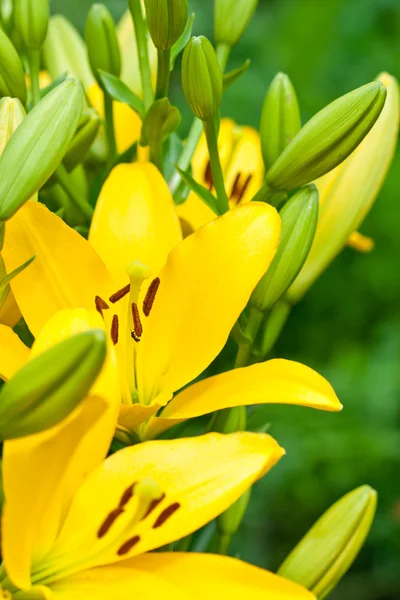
xmin=251 ymin=185 xmax=318 ymax=311
xmin=266 ymin=81 xmax=386 ymax=192
xmin=0 ymin=329 xmax=107 ymax=440
xmin=14 ymin=0 xmax=49 ymax=51
xmin=63 ymin=108 xmax=101 ymax=172
xmin=0 ymin=28 xmax=27 ymax=104
xmin=142 ymin=0 xmax=188 ymax=51
xmin=217 ymin=487 xmax=251 ymax=551
xmin=0 ymin=0 xmax=14 ymax=33
xmin=0 ymin=78 xmax=84 ymax=221
xmin=260 ymin=72 xmax=301 ymax=170
xmin=0 ymin=97 xmax=26 ymax=155
xmin=211 ymin=406 xmax=247 ymax=434
xmin=278 ymin=485 xmax=377 ymax=599
xmin=85 ymin=4 xmax=121 ymax=86
xmin=182 ymin=36 xmax=222 ymax=122
xmin=214 ymin=0 xmax=258 ymax=47
xmin=43 ymin=15 xmax=95 ymax=90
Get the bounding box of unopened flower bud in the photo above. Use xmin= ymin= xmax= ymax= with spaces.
xmin=63 ymin=109 xmax=101 ymax=172
xmin=214 ymin=0 xmax=258 ymax=47
xmin=0 ymin=0 xmax=14 ymax=33
xmin=217 ymin=487 xmax=251 ymax=551
xmin=278 ymin=485 xmax=377 ymax=599
xmin=251 ymin=185 xmax=318 ymax=311
xmin=0 ymin=28 xmax=27 ymax=104
xmin=0 ymin=78 xmax=84 ymax=221
xmin=14 ymin=0 xmax=49 ymax=51
xmin=266 ymin=81 xmax=386 ymax=192
xmin=0 ymin=329 xmax=107 ymax=440
xmin=260 ymin=72 xmax=301 ymax=170
xmin=211 ymin=406 xmax=247 ymax=434
xmin=142 ymin=0 xmax=188 ymax=51
xmin=85 ymin=4 xmax=121 ymax=86
xmin=182 ymin=36 xmax=222 ymax=122
xmin=0 ymin=97 xmax=26 ymax=155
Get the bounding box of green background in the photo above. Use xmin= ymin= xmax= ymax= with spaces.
xmin=50 ymin=0 xmax=400 ymax=598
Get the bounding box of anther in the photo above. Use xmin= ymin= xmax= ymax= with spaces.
xmin=95 ymin=295 xmax=109 ymax=317
xmin=119 ymin=483 xmax=136 ymax=508
xmin=131 ymin=303 xmax=143 ymax=338
xmin=152 ymin=502 xmax=181 ymax=528
xmin=97 ymin=508 xmax=124 ymax=538
xmin=143 ymin=277 xmax=160 ymax=317
xmin=142 ymin=493 xmax=166 ymax=520
xmin=111 ymin=314 xmax=119 ymax=345
xmin=230 ymin=173 xmax=253 ymax=204
xmin=109 ymin=284 xmax=131 ymax=304
xmin=204 ymin=160 xmax=214 ymax=190
xmin=117 ymin=535 xmax=141 ymax=556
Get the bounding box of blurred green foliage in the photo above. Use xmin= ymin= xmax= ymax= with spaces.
xmin=50 ymin=0 xmax=400 ymax=597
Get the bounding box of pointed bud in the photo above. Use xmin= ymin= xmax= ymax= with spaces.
xmin=85 ymin=4 xmax=121 ymax=86
xmin=0 ymin=97 xmax=26 ymax=155
xmin=278 ymin=485 xmax=377 ymax=599
xmin=0 ymin=28 xmax=27 ymax=104
xmin=266 ymin=81 xmax=386 ymax=192
xmin=0 ymin=329 xmax=107 ymax=440
xmin=211 ymin=406 xmax=247 ymax=434
xmin=14 ymin=0 xmax=49 ymax=51
xmin=260 ymin=72 xmax=301 ymax=170
xmin=0 ymin=0 xmax=14 ymax=33
xmin=0 ymin=78 xmax=84 ymax=221
xmin=217 ymin=487 xmax=251 ymax=550
xmin=182 ymin=36 xmax=222 ymax=122
xmin=142 ymin=0 xmax=188 ymax=51
xmin=214 ymin=0 xmax=258 ymax=47
xmin=63 ymin=108 xmax=101 ymax=172
xmin=251 ymin=185 xmax=318 ymax=311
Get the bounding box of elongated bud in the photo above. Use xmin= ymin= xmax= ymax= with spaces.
xmin=260 ymin=72 xmax=301 ymax=170
xmin=287 ymin=73 xmax=399 ymax=303
xmin=14 ymin=0 xmax=49 ymax=51
xmin=251 ymin=185 xmax=318 ymax=311
xmin=142 ymin=0 xmax=188 ymax=51
xmin=0 ymin=97 xmax=26 ymax=154
xmin=63 ymin=109 xmax=101 ymax=172
xmin=212 ymin=406 xmax=247 ymax=434
xmin=182 ymin=36 xmax=222 ymax=122
xmin=0 ymin=78 xmax=84 ymax=221
xmin=278 ymin=485 xmax=377 ymax=599
xmin=0 ymin=329 xmax=107 ymax=439
xmin=266 ymin=81 xmax=386 ymax=192
xmin=43 ymin=15 xmax=95 ymax=90
xmin=217 ymin=487 xmax=251 ymax=551
xmin=214 ymin=0 xmax=258 ymax=47
xmin=0 ymin=28 xmax=27 ymax=104
xmin=85 ymin=4 xmax=121 ymax=86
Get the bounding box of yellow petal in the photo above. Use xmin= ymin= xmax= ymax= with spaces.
xmin=347 ymin=231 xmax=374 ymax=253
xmin=118 ymin=403 xmax=160 ymax=433
xmin=36 ymin=432 xmax=283 ymax=580
xmin=225 ymin=126 xmax=264 ymax=208
xmin=0 ymin=288 xmax=22 ymax=328
xmin=0 ymin=323 xmax=29 ymax=380
xmin=2 ymin=201 xmax=114 ymax=338
xmin=87 ymin=82 xmax=142 ymax=154
xmin=2 ymin=309 xmax=120 ymax=591
xmin=145 ymin=358 xmax=341 ymax=439
xmin=89 ymin=163 xmax=182 ymax=286
xmin=136 ymin=202 xmax=281 ymax=407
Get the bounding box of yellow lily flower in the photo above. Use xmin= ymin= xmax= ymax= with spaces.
xmin=0 ymin=311 xmax=313 ymax=599
xmin=177 ymin=118 xmax=264 ymax=232
xmin=2 ymin=162 xmax=341 ymax=440
xmin=287 ymin=72 xmax=399 ymax=303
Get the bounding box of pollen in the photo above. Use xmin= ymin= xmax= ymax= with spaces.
xmin=111 ymin=314 xmax=119 ymax=345
xmin=143 ymin=277 xmax=160 ymax=317
xmin=204 ymin=160 xmax=214 ymax=190
xmin=152 ymin=502 xmax=181 ymax=528
xmin=95 ymin=295 xmax=109 ymax=317
xmin=131 ymin=302 xmax=143 ymax=338
xmin=230 ymin=173 xmax=253 ymax=204
xmin=97 ymin=508 xmax=124 ymax=538
xmin=117 ymin=535 xmax=141 ymax=556
xmin=109 ymin=284 xmax=131 ymax=303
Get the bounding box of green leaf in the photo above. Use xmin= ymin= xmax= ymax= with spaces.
xmin=170 ymin=13 xmax=195 ymax=70
xmin=223 ymin=59 xmax=250 ymax=91
xmin=0 ymin=255 xmax=35 ymax=292
xmin=140 ymin=98 xmax=181 ymax=146
xmin=97 ymin=70 xmax=145 ymax=119
xmin=175 ymin=165 xmax=221 ymax=215
xmin=164 ymin=133 xmax=185 ymax=182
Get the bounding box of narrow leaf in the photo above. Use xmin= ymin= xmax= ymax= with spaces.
xmin=170 ymin=13 xmax=195 ymax=70
xmin=97 ymin=70 xmax=145 ymax=119
xmin=223 ymin=59 xmax=251 ymax=91
xmin=175 ymin=165 xmax=221 ymax=215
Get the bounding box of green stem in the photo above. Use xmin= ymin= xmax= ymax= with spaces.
xmin=149 ymin=136 xmax=163 ymax=172
xmin=155 ymin=48 xmax=171 ymax=99
xmin=234 ymin=305 xmax=264 ymax=368
xmin=203 ymin=119 xmax=229 ymax=214
xmin=130 ymin=0 xmax=154 ymax=110
xmin=216 ymin=43 xmax=231 ymax=70
xmin=103 ymin=92 xmax=117 ymax=162
xmin=258 ymin=301 xmax=291 ymax=358
xmin=27 ymin=49 xmax=41 ymax=107
xmin=55 ymin=164 xmax=94 ymax=222
xmin=217 ymin=532 xmax=232 ymax=555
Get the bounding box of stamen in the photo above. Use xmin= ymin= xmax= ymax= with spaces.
xmin=230 ymin=173 xmax=253 ymax=204
xmin=117 ymin=535 xmax=141 ymax=556
xmin=97 ymin=508 xmax=124 ymax=538
xmin=109 ymin=284 xmax=131 ymax=304
xmin=142 ymin=494 xmax=166 ymax=520
xmin=131 ymin=303 xmax=143 ymax=338
xmin=119 ymin=483 xmax=136 ymax=508
xmin=95 ymin=295 xmax=109 ymax=317
xmin=152 ymin=502 xmax=181 ymax=528
xmin=204 ymin=160 xmax=214 ymax=190
xmin=143 ymin=277 xmax=160 ymax=317
xmin=111 ymin=314 xmax=119 ymax=345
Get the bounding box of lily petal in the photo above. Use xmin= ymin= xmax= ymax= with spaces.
xmin=37 ymin=432 xmax=283 ymax=580
xmin=0 ymin=288 xmax=22 ymax=328
xmin=136 ymin=202 xmax=281 ymax=407
xmin=225 ymin=126 xmax=264 ymax=207
xmin=0 ymin=324 xmax=29 ymax=380
xmin=89 ymin=163 xmax=182 ymax=286
xmin=2 ymin=201 xmax=114 ymax=337
xmin=2 ymin=309 xmax=120 ymax=591
xmin=50 ymin=553 xmax=314 ymax=599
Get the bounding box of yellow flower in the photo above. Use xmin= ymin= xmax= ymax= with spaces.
xmin=2 ymin=161 xmax=341 ymax=440
xmin=177 ymin=118 xmax=264 ymax=231
xmin=0 ymin=317 xmax=313 ymax=599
